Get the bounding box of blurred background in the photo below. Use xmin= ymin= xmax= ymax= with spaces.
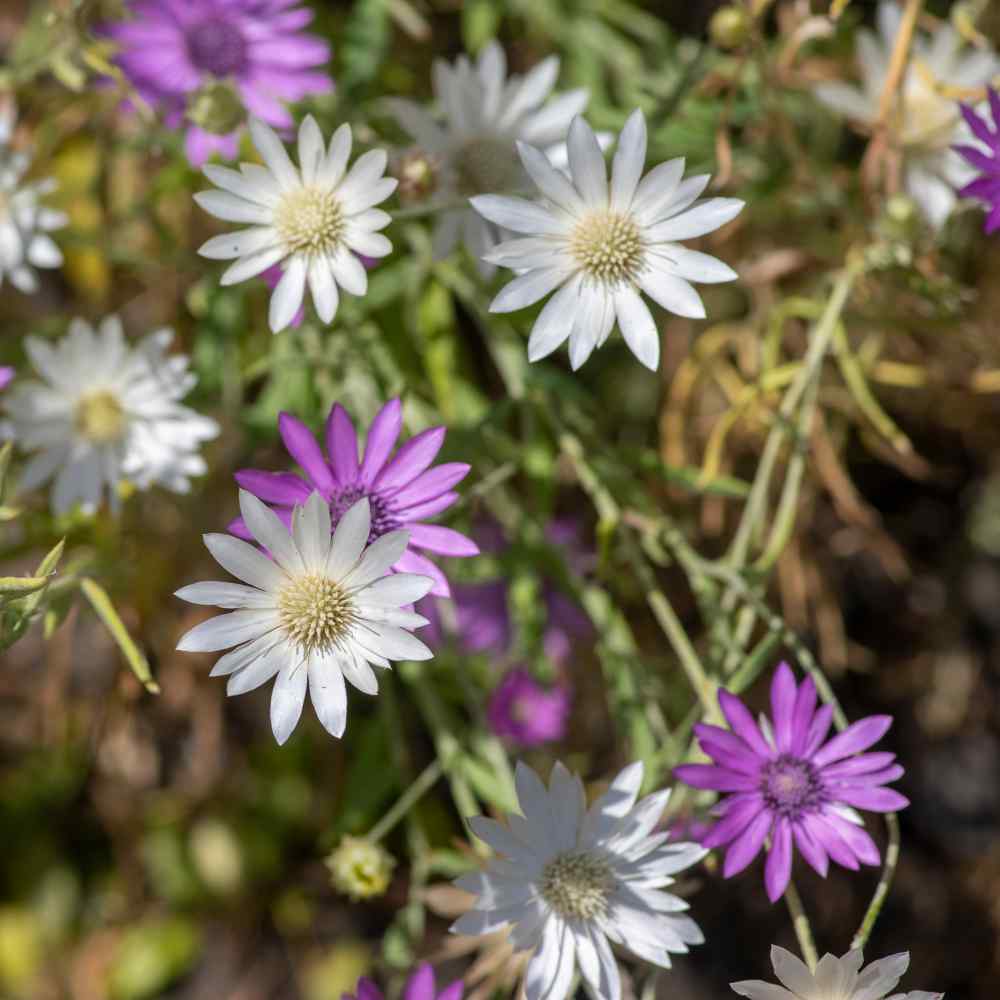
xmin=3 ymin=0 xmax=1000 ymax=997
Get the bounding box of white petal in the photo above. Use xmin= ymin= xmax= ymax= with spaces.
xmin=326 ymin=497 xmax=371 ymax=577
xmin=470 ymin=194 xmax=568 ymax=235
xmin=308 ymin=656 xmax=348 ymax=737
xmin=203 ymin=533 xmax=285 ymax=591
xmin=219 ymin=245 xmax=285 ymax=285
xmin=340 ymin=652 xmax=379 ymax=694
xmin=646 ymin=198 xmax=744 ymax=242
xmin=517 ymin=141 xmax=584 ymax=215
xmin=292 ymin=491 xmax=331 ymax=570
xmin=297 ymin=115 xmax=325 ymax=186
xmin=317 ymin=123 xmax=352 ymax=187
xmin=328 ymin=248 xmax=367 ymax=296
xmin=527 ymin=276 xmax=582 ymax=362
xmin=249 ymin=117 xmax=300 ymax=190
xmin=176 ymin=610 xmax=278 ymax=652
xmin=632 ymin=159 xmax=685 ymax=221
xmin=210 ymin=631 xmax=282 ymax=678
xmin=567 ymin=115 xmax=608 ymax=205
xmin=174 ymin=581 xmax=272 ymax=609
xmin=353 ymin=622 xmax=432 ymax=662
xmin=268 ymin=256 xmax=308 ymax=333
xmin=203 ymin=163 xmax=280 ymax=206
xmin=610 ymin=109 xmax=647 ymax=211
xmin=615 ymin=286 xmax=660 ymax=369
xmin=26 ymin=234 xmax=62 ymax=268
xmin=357 ymin=572 xmax=433 ymax=606
xmin=337 ymin=149 xmax=390 ymax=207
xmin=194 ymin=190 xmax=273 ymax=225
xmin=270 ymin=662 xmax=309 ymax=744
xmin=227 ymin=643 xmax=286 ymax=694
xmin=654 ymin=246 xmax=737 ymax=283
xmin=308 ymin=258 xmax=339 ymax=324
xmin=239 ymin=489 xmax=305 ymax=575
xmin=343 ymin=230 xmax=392 ymax=258
xmin=490 ymin=267 xmax=568 ymax=314
xmin=638 ymin=269 xmax=706 ymax=319
xmin=199 ymin=227 xmax=278 ymax=260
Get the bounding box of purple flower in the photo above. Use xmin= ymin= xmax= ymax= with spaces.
xmin=344 ymin=965 xmax=462 ymax=1000
xmin=231 ymin=398 xmax=478 ymax=596
xmin=675 ymin=662 xmax=909 ymax=903
xmin=486 ymin=667 xmax=571 ymax=746
xmin=104 ymin=0 xmax=333 ymax=167
xmin=0 ymin=367 xmax=13 ymax=391
xmin=955 ymin=87 xmax=1000 ymax=233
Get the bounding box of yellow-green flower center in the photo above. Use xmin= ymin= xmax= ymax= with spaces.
xmin=539 ymin=850 xmax=613 ymax=920
xmin=570 ymin=211 xmax=644 ymax=284
xmin=277 ymin=186 xmax=346 ymax=257
xmin=277 ymin=573 xmax=355 ymax=654
xmin=75 ymin=390 xmax=126 ymax=444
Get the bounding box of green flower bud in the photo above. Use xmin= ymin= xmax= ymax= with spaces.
xmin=186 ymin=80 xmax=245 ymax=137
xmin=709 ymin=5 xmax=752 ymax=50
xmin=325 ymin=837 xmax=396 ymax=901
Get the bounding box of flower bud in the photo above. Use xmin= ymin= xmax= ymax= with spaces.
xmin=709 ymin=5 xmax=752 ymax=50
xmin=325 ymin=836 xmax=395 ymax=901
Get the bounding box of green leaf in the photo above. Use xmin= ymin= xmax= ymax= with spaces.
xmin=0 ymin=576 xmax=49 ymax=598
xmin=79 ymin=578 xmax=160 ymax=694
xmin=462 ymin=0 xmax=503 ymax=52
xmin=341 ymin=0 xmax=391 ymax=91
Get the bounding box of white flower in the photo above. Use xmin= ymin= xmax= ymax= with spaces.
xmin=0 ymin=97 xmax=67 ymax=294
xmin=2 ymin=316 xmax=218 ymax=515
xmin=732 ymin=946 xmax=942 ymax=1000
xmin=195 ymin=116 xmax=397 ymax=333
xmin=472 ymin=109 xmax=743 ymax=371
xmin=452 ymin=761 xmax=707 ymax=1000
xmin=387 ymin=41 xmax=593 ymax=275
xmin=175 ymin=491 xmax=434 ymax=745
xmin=814 ymin=1 xmax=998 ymax=229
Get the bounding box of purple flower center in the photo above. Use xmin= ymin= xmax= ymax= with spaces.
xmin=186 ymin=18 xmax=248 ymax=77
xmin=760 ymin=755 xmax=825 ymax=818
xmin=329 ymin=487 xmax=401 ymax=543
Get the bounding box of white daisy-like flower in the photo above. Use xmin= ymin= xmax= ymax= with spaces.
xmin=175 ymin=490 xmax=434 ymax=745
xmin=452 ymin=760 xmax=707 ymax=1000
xmin=0 ymin=97 xmax=67 ymax=294
xmin=194 ymin=116 xmax=397 ymax=333
xmin=387 ymin=40 xmax=592 ymax=275
xmin=2 ymin=316 xmax=219 ymax=515
xmin=472 ymin=109 xmax=743 ymax=371
xmin=814 ymin=1 xmax=998 ymax=229
xmin=732 ymin=945 xmax=942 ymax=1000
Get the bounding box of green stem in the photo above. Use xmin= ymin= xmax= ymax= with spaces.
xmin=366 ymin=758 xmax=444 ymax=844
xmin=784 ymin=879 xmax=819 ymax=971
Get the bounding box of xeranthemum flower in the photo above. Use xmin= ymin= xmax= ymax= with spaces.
xmin=732 ymin=945 xmax=941 ymax=1000
xmin=232 ymin=398 xmax=477 ymax=597
xmin=675 ymin=662 xmax=909 ymax=903
xmin=454 ymin=761 xmax=706 ymax=1000
xmin=487 ymin=667 xmax=571 ymax=746
xmin=814 ymin=1 xmax=997 ymax=229
xmin=387 ymin=41 xmax=591 ymax=274
xmin=0 ymin=98 xmax=66 ymax=294
xmin=473 ymin=109 xmax=743 ymax=371
xmin=3 ymin=316 xmax=218 ymax=514
xmin=103 ymin=0 xmax=332 ymax=167
xmin=195 ymin=116 xmax=396 ymax=332
xmin=176 ymin=491 xmax=434 ymax=744
xmin=344 ymin=964 xmax=462 ymax=1000
xmin=955 ymin=87 xmax=1000 ymax=234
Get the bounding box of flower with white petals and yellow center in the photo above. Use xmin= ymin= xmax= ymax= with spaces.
xmin=0 ymin=98 xmax=67 ymax=294
xmin=176 ymin=491 xmax=435 ymax=745
xmin=472 ymin=109 xmax=743 ymax=372
xmin=195 ymin=116 xmax=397 ymax=333
xmin=2 ymin=316 xmax=218 ymax=515
xmin=453 ymin=761 xmax=707 ymax=1000
xmin=814 ymin=1 xmax=998 ymax=229
xmin=732 ymin=945 xmax=940 ymax=1000
xmin=387 ymin=41 xmax=596 ymax=275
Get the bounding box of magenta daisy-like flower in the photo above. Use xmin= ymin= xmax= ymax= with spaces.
xmin=231 ymin=398 xmax=478 ymax=597
xmin=955 ymin=87 xmax=1000 ymax=234
xmin=104 ymin=0 xmax=332 ymax=166
xmin=675 ymin=662 xmax=909 ymax=903
xmin=344 ymin=965 xmax=462 ymax=1000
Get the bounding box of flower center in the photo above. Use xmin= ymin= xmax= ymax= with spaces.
xmin=539 ymin=850 xmax=613 ymax=920
xmin=75 ymin=390 xmax=126 ymax=444
xmin=760 ymin=755 xmax=826 ymax=818
xmin=277 ymin=573 xmax=355 ymax=655
xmin=329 ymin=487 xmax=401 ymax=543
xmin=570 ymin=211 xmax=644 ymax=284
xmin=452 ymin=136 xmax=522 ymax=196
xmin=186 ymin=18 xmax=248 ymax=78
xmin=277 ymin=187 xmax=346 ymax=257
